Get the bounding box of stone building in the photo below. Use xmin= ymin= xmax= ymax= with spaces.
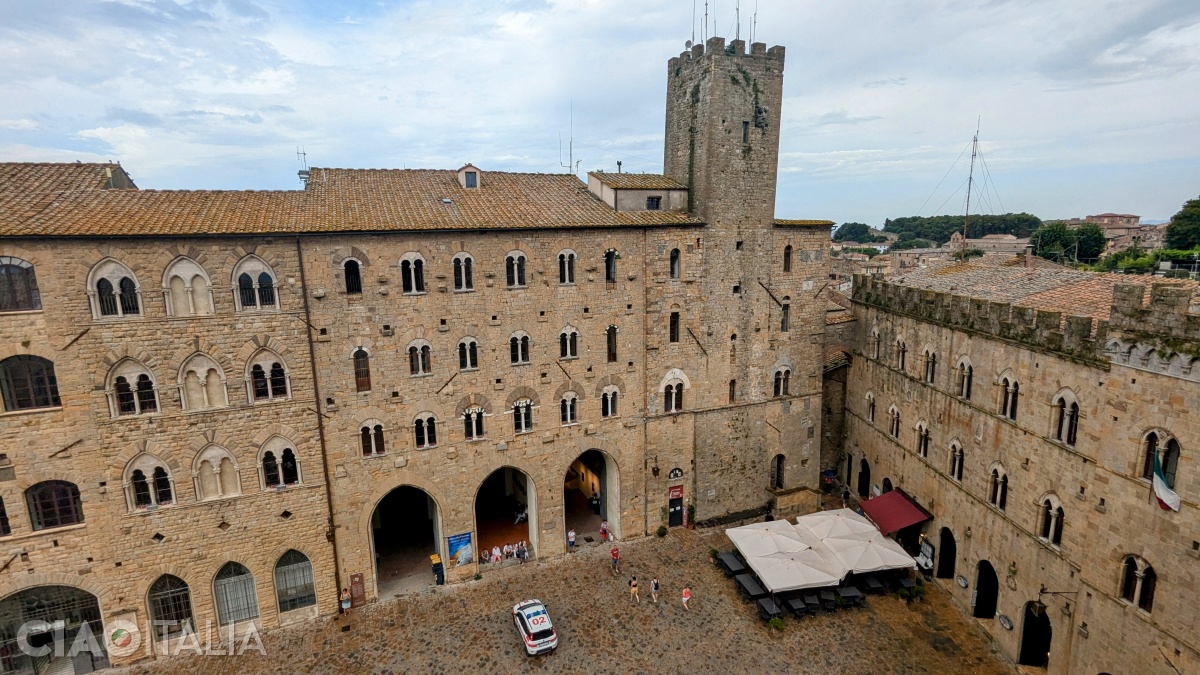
xmin=841 ymin=262 xmax=1199 ymax=675
xmin=0 ymin=36 xmax=831 ymax=669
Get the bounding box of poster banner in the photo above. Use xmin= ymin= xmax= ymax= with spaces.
xmin=448 ymin=532 xmax=474 ymax=567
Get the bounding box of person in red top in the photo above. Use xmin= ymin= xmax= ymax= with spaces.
xmin=610 ymin=545 xmax=620 ymax=574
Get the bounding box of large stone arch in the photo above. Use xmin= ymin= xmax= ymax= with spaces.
xmin=360 ymin=476 xmax=450 ymax=601
xmin=561 ymin=446 xmax=622 ymax=541
xmin=473 ymin=461 xmax=542 ymax=559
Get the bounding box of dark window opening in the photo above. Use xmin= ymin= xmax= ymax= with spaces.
xmin=344 ymin=260 xmax=362 ymax=295
xmin=646 ymin=196 xmax=661 ymax=210
xmin=0 ymin=355 xmax=61 ymax=411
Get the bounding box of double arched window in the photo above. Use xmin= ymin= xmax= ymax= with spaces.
xmin=870 ymin=329 xmax=880 ymax=360
xmin=408 ymin=341 xmax=432 ymax=376
xmin=458 ymin=338 xmax=479 ymax=370
xmin=107 ymin=359 xmax=158 ymax=417
xmin=0 ymin=355 xmax=61 ymax=412
xmin=25 ymin=480 xmax=82 ymax=530
xmin=260 ymin=438 xmax=301 ymax=488
xmin=956 ymin=358 xmax=973 ymax=399
xmin=178 ymin=353 xmax=227 ymax=411
xmin=1039 ymin=495 xmax=1065 ymax=547
xmin=360 ymin=421 xmax=386 ymax=456
xmin=601 ymin=385 xmax=619 ymax=418
xmin=923 ymin=349 xmax=937 ymax=384
xmin=1120 ymin=556 xmax=1156 ymax=613
xmin=513 ymin=399 xmax=534 ymax=433
xmin=453 ymin=253 xmax=474 ymax=291
xmin=865 ymin=392 xmax=876 ymax=423
xmin=248 ymin=351 xmax=289 ymax=402
xmin=663 ymin=381 xmax=684 ymax=413
xmin=353 ymin=348 xmax=371 ymax=391
xmin=558 ymin=250 xmax=576 ymax=285
xmin=773 ymin=368 xmax=791 ymax=397
xmin=1141 ymin=432 xmax=1180 ymax=489
xmin=560 ymin=392 xmax=578 ymax=425
xmin=894 ymin=340 xmax=907 ymax=371
xmin=232 ymin=256 xmax=277 ymax=311
xmin=124 ymin=454 xmax=174 ymax=510
xmin=414 ymin=413 xmax=437 ymax=448
xmin=463 ymin=407 xmax=485 ymax=440
xmin=888 ymin=406 xmax=901 ymax=438
xmin=1000 ymin=375 xmax=1019 ymax=420
xmin=948 ymin=443 xmax=964 ymax=482
xmin=343 ymin=259 xmax=363 ymax=295
xmin=559 ymin=328 xmax=579 ymax=359
xmin=505 ymin=251 xmax=527 ymax=288
xmin=193 ymin=445 xmax=241 ymax=500
xmin=162 ymin=257 xmax=214 ymax=316
xmin=916 ymin=421 xmax=930 ymax=458
xmin=510 ymin=332 xmax=531 ymax=365
xmin=89 ymin=258 xmax=141 ymax=318
xmin=988 ymin=467 xmax=1008 ymax=510
xmin=0 ymin=257 xmax=40 ymax=311
xmin=1052 ymin=392 xmax=1079 ymax=446
xmin=400 ymin=253 xmax=426 ymax=294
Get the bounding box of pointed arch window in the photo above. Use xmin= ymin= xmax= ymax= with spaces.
xmin=90 ymin=259 xmax=142 ymax=318
xmin=232 ymin=256 xmax=279 ymax=311
xmin=924 ymin=351 xmax=937 ymax=383
xmin=1040 ymin=498 xmax=1064 ymax=547
xmin=865 ymin=392 xmax=876 ymax=423
xmin=988 ymin=468 xmax=1008 ymax=510
xmin=888 ymin=407 xmax=901 ymax=438
xmin=260 ymin=442 xmax=301 ymax=488
xmin=193 ymin=446 xmax=241 ymax=500
xmin=957 ymin=360 xmax=974 ymax=399
xmin=949 ymin=444 xmax=964 ymax=482
xmin=1053 ymin=394 xmax=1079 ymax=446
xmin=1001 ymin=377 xmax=1019 ymax=420
xmin=895 ymin=341 xmax=907 ymax=371
xmin=916 ymin=424 xmax=930 ymax=458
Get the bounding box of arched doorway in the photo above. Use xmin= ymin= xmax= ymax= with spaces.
xmin=845 ymin=452 xmax=853 ymax=486
xmin=881 ymin=477 xmax=893 ymax=493
xmin=1019 ymin=601 xmax=1052 ymax=668
xmin=936 ymin=528 xmax=956 ymax=579
xmin=371 ymin=485 xmax=441 ymax=599
xmin=857 ymin=458 xmax=871 ymax=498
xmin=563 ymin=450 xmax=619 ymax=545
xmin=0 ymin=586 xmax=107 ymax=673
xmin=973 ymin=560 xmax=999 ymax=619
xmin=476 ymin=467 xmax=538 ymax=561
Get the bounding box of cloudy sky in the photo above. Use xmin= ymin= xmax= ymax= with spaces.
xmin=2 ymin=0 xmax=1198 ymax=225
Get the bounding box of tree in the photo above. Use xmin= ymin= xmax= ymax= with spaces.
xmin=1030 ymin=221 xmax=1076 ymax=262
xmin=888 ymin=238 xmax=933 ymax=251
xmin=1074 ymin=223 xmax=1108 ymax=263
xmin=1166 ymin=196 xmax=1200 ymax=250
xmin=833 ymin=222 xmax=884 ymax=243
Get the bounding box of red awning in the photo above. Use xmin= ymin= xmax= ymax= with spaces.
xmin=860 ymin=489 xmax=933 ymax=536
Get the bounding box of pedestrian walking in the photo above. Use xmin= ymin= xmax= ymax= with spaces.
xmin=629 ymin=576 xmax=640 ymax=602
xmin=681 ymin=586 xmax=691 ymax=611
xmin=842 ymin=487 xmax=851 ymax=509
xmin=340 ymin=588 xmax=352 ymax=616
xmin=600 ymin=520 xmax=609 ymax=542
xmin=568 ymin=529 xmax=576 ymax=552
xmin=651 ymin=577 xmax=660 ymax=603
xmin=610 ymin=544 xmax=620 ymax=574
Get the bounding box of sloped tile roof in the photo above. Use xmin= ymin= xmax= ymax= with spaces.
xmin=774 ymin=219 xmax=835 ymax=227
xmin=0 ymin=162 xmax=135 ymax=228
xmin=586 ymin=172 xmax=687 ymax=190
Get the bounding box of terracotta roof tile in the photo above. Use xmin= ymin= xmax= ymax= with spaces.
xmin=586 ymin=172 xmax=687 ymax=190
xmin=774 ymin=219 xmax=835 ymax=227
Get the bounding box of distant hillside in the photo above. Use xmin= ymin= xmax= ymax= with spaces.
xmin=884 ymin=213 xmax=1042 ymax=245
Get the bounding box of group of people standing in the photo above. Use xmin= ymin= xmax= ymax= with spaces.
xmin=612 ymin=545 xmax=692 ymax=610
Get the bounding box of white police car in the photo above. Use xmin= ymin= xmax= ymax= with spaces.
xmin=511 ymin=599 xmax=558 ymax=655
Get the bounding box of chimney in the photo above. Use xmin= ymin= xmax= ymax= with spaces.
xmin=1024 ymin=244 xmax=1033 ymax=268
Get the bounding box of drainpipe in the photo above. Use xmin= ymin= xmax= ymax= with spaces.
xmin=294 ymin=236 xmax=342 ymax=608
xmin=641 ymin=228 xmax=650 ymax=537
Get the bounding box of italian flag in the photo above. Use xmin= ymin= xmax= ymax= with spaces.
xmin=1152 ymin=452 xmax=1181 ymax=512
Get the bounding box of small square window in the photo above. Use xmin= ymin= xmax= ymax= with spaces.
xmin=736 ymin=241 xmax=743 ymax=250
xmin=646 ymin=196 xmax=662 ymax=210
xmin=465 ymin=171 xmax=478 ymax=188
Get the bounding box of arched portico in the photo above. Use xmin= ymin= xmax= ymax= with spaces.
xmin=475 ymin=466 xmax=538 ymax=562
xmin=563 ymin=449 xmax=621 ymax=544
xmin=370 ymin=485 xmax=443 ymax=599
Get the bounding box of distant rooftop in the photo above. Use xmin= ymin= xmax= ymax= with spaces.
xmin=586 ymin=172 xmax=687 ymax=190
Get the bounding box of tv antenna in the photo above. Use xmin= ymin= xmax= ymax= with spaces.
xmin=703 ymin=1 xmax=708 ymax=43
xmin=751 ymin=0 xmax=758 ymax=43
xmin=961 ymin=117 xmax=980 ymax=263
xmin=692 ymin=0 xmax=696 ymax=45
xmin=296 ymin=146 xmax=310 ymax=186
xmin=736 ymin=0 xmax=740 ymax=40
xmin=559 ymin=101 xmax=577 ymax=176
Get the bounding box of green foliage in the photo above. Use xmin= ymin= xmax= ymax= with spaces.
xmin=473 ymin=573 xmax=482 ymax=581
xmin=1092 ymin=246 xmax=1200 ymax=275
xmin=656 ymin=525 xmax=669 ymax=538
xmin=1166 ymin=196 xmax=1200 ymax=249
xmin=1030 ymin=221 xmax=1077 ymax=262
xmin=768 ymin=617 xmax=786 ymax=631
xmin=897 ymin=588 xmax=912 ymax=601
xmin=709 ymin=548 xmax=719 ymax=560
xmin=833 ymin=222 xmax=886 ymax=243
xmin=1075 ymin=223 xmax=1108 ymax=263
xmin=912 ymin=584 xmax=927 ymax=601
xmin=964 ymin=248 xmax=985 ymax=260
xmin=841 ymin=247 xmax=882 ymax=258
xmin=884 ymin=213 xmax=1042 ymax=245
xmin=888 ymin=238 xmax=933 ymax=251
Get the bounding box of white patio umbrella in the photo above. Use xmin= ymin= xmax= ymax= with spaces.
xmin=750 ymin=549 xmax=844 ymax=593
xmin=726 ymin=520 xmax=811 ymax=558
xmin=795 ymin=508 xmax=879 ymax=541
xmin=822 ymin=536 xmax=916 ymax=575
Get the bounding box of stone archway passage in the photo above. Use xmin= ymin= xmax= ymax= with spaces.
xmin=857 ymin=458 xmax=872 ymax=498
xmin=372 ymin=485 xmax=441 ymax=599
xmin=476 ymin=467 xmax=537 ymax=562
xmin=563 ymin=449 xmax=619 ymax=546
xmin=974 ymin=560 xmax=999 ymax=619
xmin=0 ymin=585 xmax=107 ymax=673
xmin=936 ymin=527 xmax=957 ymax=579
xmin=1019 ymin=601 xmax=1052 ymax=668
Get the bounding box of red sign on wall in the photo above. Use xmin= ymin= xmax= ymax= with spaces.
xmin=669 ymin=485 xmax=684 ymax=500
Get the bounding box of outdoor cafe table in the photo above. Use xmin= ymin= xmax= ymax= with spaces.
xmin=719 ymin=552 xmax=747 ymax=577
xmin=734 ymin=574 xmax=768 ymax=600
xmin=785 ymin=596 xmax=808 ymax=617
xmin=837 ymin=587 xmax=864 ymax=606
xmin=864 ymin=576 xmax=886 ymax=594
xmin=898 ymin=577 xmax=916 ymax=591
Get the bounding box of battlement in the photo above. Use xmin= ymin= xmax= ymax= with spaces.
xmin=668 ymin=36 xmax=785 ymax=72
xmin=852 ymin=275 xmax=1106 ymax=363
xmin=1110 ymin=283 xmax=1200 ymax=341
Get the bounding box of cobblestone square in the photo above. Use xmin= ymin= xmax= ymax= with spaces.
xmin=121 ymin=529 xmax=1013 ymax=675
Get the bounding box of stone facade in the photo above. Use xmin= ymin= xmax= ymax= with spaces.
xmin=0 ymin=37 xmax=831 ymax=668
xmin=840 ymin=274 xmax=1199 ymax=675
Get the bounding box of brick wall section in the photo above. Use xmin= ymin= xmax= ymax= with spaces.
xmin=843 ymin=279 xmax=1199 ymax=675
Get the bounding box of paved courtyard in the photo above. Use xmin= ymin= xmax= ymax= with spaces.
xmin=119 ymin=528 xmax=1014 ymax=675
